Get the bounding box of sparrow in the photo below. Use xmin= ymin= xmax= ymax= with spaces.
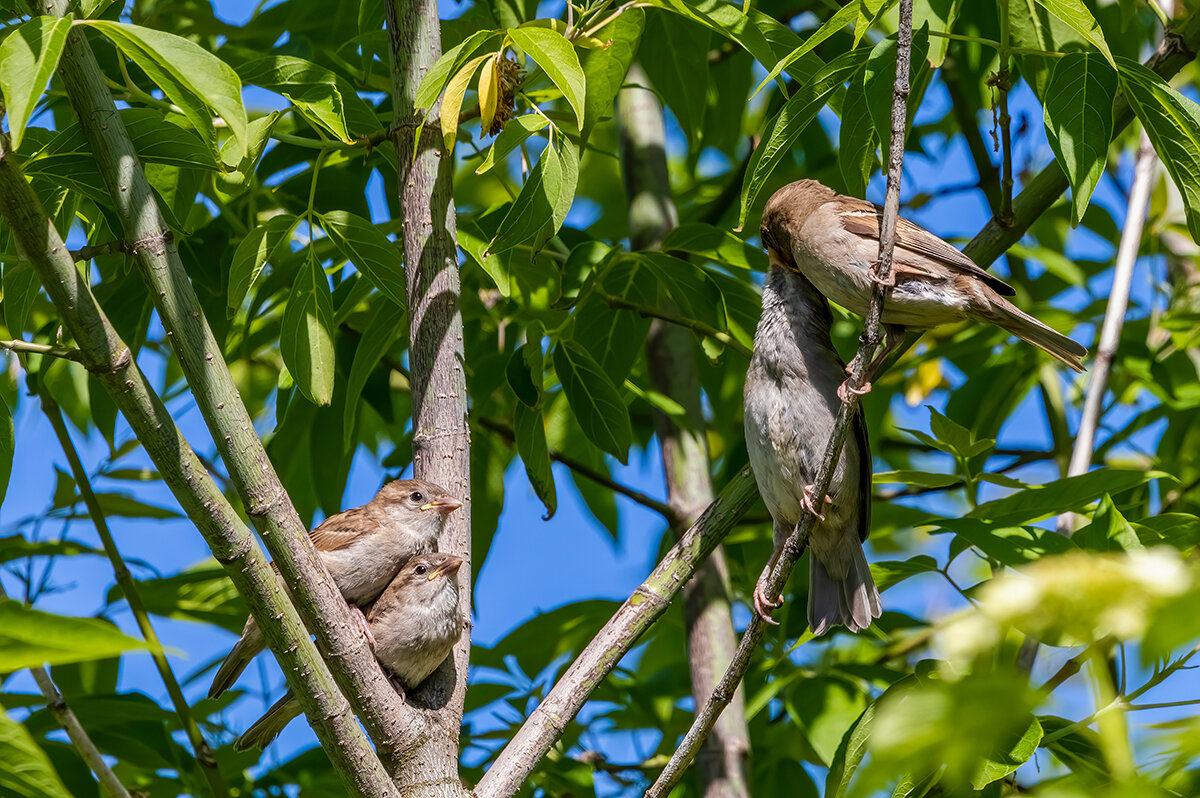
xmin=760 ymin=179 xmax=1087 ymax=395
xmin=744 ymin=264 xmax=880 ymax=633
xmin=234 ymin=552 xmax=465 ymax=750
xmin=207 ymin=479 xmax=462 ymax=699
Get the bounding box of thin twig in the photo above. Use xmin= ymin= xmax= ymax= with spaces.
xmin=994 ymin=2 xmax=1014 ymax=227
xmin=601 ymin=293 xmax=753 ymax=359
xmin=0 ymin=584 xmax=133 ymax=798
xmin=643 ymin=2 xmax=915 ymax=793
xmin=1057 ymin=135 xmax=1157 ymax=535
xmin=34 ymin=379 xmax=227 ymax=797
xmin=476 ymin=416 xmax=679 ymax=523
xmin=0 ymin=339 xmax=82 ymax=362
xmin=70 ymin=240 xmax=128 ymax=262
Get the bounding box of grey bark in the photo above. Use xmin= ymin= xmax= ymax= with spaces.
xmin=385 ymin=0 xmax=473 ymax=793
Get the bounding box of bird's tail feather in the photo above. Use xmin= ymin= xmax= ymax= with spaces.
xmin=808 ymin=545 xmax=881 ymax=636
xmin=983 ymin=298 xmax=1087 ymax=373
xmin=235 ymin=692 xmax=301 ymax=751
xmin=208 ymin=619 xmax=262 ymax=699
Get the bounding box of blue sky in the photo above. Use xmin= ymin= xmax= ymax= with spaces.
xmin=1 ymin=1 xmax=1194 ymax=795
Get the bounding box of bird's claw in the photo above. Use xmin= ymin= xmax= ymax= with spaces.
xmin=801 ymin=484 xmax=832 ymax=521
xmin=753 ymin=582 xmax=783 ymax=625
xmin=837 ymin=378 xmax=871 ymax=403
xmin=351 ymin=605 xmax=376 ymax=650
xmin=868 ymin=264 xmax=896 ymax=288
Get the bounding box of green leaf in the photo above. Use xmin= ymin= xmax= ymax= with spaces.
xmin=0 ymin=400 xmax=10 ymax=508
xmin=578 ymin=8 xmax=643 ymax=141
xmin=659 ymin=223 xmax=767 ymax=270
xmin=0 ymin=17 xmax=72 ymax=151
xmin=84 ymin=21 xmax=248 ymax=160
xmin=2 ymin=264 xmax=39 ymax=339
xmin=514 ymin=402 xmax=556 ymax=518
xmin=972 ymin=716 xmax=1042 ymax=789
xmin=343 ymin=298 xmax=405 ymax=451
xmin=1118 ymin=58 xmax=1200 ymax=242
xmin=105 ymin=564 xmax=245 ymax=633
xmin=1072 ymin=494 xmax=1144 ymax=553
xmin=281 ymin=258 xmax=336 ymax=406
xmin=227 ymin=214 xmax=297 ymax=315
xmin=750 ymin=0 xmax=884 ymax=100
xmin=507 ymin=27 xmax=585 ymax=128
xmin=415 ymin=29 xmax=505 ymax=111
xmin=1030 ymin=0 xmax=1114 ymax=66
xmin=839 ymin=67 xmax=876 ymax=197
xmin=0 ymin=535 xmax=106 ymax=565
xmin=915 ymin=0 xmax=962 ymax=67
xmin=0 ymin=600 xmax=148 ymax=671
xmin=871 ymin=555 xmax=939 ymax=592
xmin=0 ymin=702 xmax=72 ymax=798
xmin=873 ymin=470 xmax=960 ymax=488
xmin=488 ymin=139 xmax=577 ymax=255
xmin=506 ymin=340 xmax=544 ymax=408
xmin=237 ymin=56 xmax=353 ymax=142
xmin=940 ymin=519 xmax=1076 ymax=566
xmin=1037 ymin=715 xmax=1109 ymax=778
xmin=1133 ymin=513 xmax=1200 ymax=552
xmin=442 ymin=53 xmax=492 ymax=152
xmin=553 ymin=340 xmax=632 ymax=463
xmin=1043 ymin=53 xmax=1117 ymax=226
xmin=965 ymin=468 xmax=1167 ymax=526
xmin=476 ymin=114 xmax=549 ymax=174
xmin=826 ymin=676 xmax=916 ymax=798
xmin=321 ymin=211 xmax=407 ymax=308
xmin=639 ymin=11 xmax=710 ymax=147
xmin=864 ymin=27 xmax=929 ymax=160
xmin=459 ymin=217 xmax=511 ymax=295
xmin=738 ymin=48 xmax=871 ymax=230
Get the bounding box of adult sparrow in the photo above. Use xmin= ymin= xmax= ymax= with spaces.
xmin=234 ymin=552 xmax=465 ymax=750
xmin=208 ymin=479 xmax=462 ymax=699
xmin=761 ymin=179 xmax=1087 ymax=394
xmin=744 ymin=264 xmax=880 ymax=633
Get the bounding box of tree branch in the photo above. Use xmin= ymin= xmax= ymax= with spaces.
xmin=1058 ymin=135 xmax=1157 ymax=535
xmin=0 ymin=581 xmax=133 ymax=798
xmin=0 ymin=131 xmax=395 ymax=798
xmin=471 ymin=468 xmax=759 ymax=798
xmin=645 ymin=2 xmax=915 ymax=792
xmin=385 ymin=0 xmax=473 ymax=790
xmin=34 ymin=380 xmax=227 ymax=797
xmin=0 ymin=339 xmax=81 ymax=362
xmin=38 ymin=0 xmax=416 ymax=775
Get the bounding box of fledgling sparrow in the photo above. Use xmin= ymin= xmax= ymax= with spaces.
xmin=744 ymin=265 xmax=880 ymax=633
xmin=234 ymin=552 xmax=465 ymax=750
xmin=760 ymin=180 xmax=1087 ymax=395
xmin=208 ymin=479 xmax=462 ymax=699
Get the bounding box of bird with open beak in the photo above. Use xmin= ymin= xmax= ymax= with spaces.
xmin=208 ymin=479 xmax=462 ymax=699
xmin=760 ymin=179 xmax=1087 ymax=396
xmin=235 ymin=552 xmax=465 ymax=750
xmin=744 ymin=260 xmax=880 ymax=633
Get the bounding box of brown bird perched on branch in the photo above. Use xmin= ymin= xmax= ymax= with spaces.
xmin=235 ymin=552 xmax=465 ymax=751
xmin=744 ymin=264 xmax=880 ymax=633
xmin=208 ymin=479 xmax=462 ymax=699
xmin=760 ymin=180 xmax=1087 ymax=396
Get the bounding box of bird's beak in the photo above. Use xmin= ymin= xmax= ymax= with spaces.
xmin=429 ymin=555 xmax=464 ymax=580
xmin=421 ymin=498 xmax=463 ymax=514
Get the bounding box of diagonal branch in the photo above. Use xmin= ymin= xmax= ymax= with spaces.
xmin=471 ymin=469 xmax=759 ymax=798
xmin=33 ymin=379 xmax=227 ymax=797
xmin=36 ymin=0 xmax=417 ymax=772
xmin=645 ymin=1 xmax=915 ymax=792
xmin=0 ymin=131 xmax=395 ymax=798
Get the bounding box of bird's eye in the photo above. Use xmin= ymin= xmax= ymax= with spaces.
xmin=414 ymin=564 xmax=427 ymax=575
xmin=410 ymin=491 xmax=424 ymax=503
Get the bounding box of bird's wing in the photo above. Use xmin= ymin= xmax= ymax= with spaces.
xmin=853 ymin=405 xmax=872 ymax=543
xmin=309 ymin=506 xmax=373 ymax=551
xmin=836 ymin=197 xmax=1016 ymax=297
